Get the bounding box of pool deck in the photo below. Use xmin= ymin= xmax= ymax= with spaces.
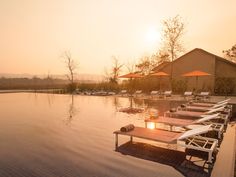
xmin=211 ymin=122 xmax=236 ymax=177
xmin=118 ymin=94 xmax=236 ymax=176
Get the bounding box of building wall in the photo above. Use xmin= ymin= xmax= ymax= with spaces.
xmin=215 ymin=59 xmax=236 ymax=77
xmin=160 ymin=49 xmax=215 ymax=92
xmin=215 ymin=59 xmax=236 ymax=93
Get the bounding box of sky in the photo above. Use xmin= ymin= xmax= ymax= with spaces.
xmin=0 ymin=0 xmax=236 ymax=76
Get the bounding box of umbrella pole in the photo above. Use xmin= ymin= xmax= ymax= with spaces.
xmin=196 ymin=76 xmax=198 ymax=93
xmin=159 ymin=77 xmax=161 ymax=91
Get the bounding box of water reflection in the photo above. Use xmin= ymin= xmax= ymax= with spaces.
xmin=144 ymin=99 xmax=185 ymax=116
xmin=0 ymin=93 xmax=198 ymax=177
xmin=65 ymin=94 xmax=78 ymax=125
xmin=117 ymin=97 xmax=147 ymax=114
xmin=112 ymin=96 xmax=122 ymax=111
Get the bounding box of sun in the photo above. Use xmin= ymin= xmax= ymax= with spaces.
xmin=146 ymin=27 xmax=161 ymax=44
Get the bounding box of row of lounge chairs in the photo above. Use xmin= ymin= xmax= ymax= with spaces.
xmin=113 ymin=99 xmax=232 ymax=163
xmin=77 ymin=89 xmax=211 ymax=101
xmin=120 ymin=90 xmax=173 ymax=98
xmin=120 ymin=89 xmax=210 ymax=100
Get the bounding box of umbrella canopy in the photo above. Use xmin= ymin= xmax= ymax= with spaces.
xmin=182 ymin=70 xmax=211 ymax=77
xmin=150 ymin=71 xmax=169 ymax=76
xmin=182 ymin=70 xmax=211 ymax=92
xmin=149 ymin=71 xmax=169 ymax=91
xmin=118 ymin=73 xmax=143 ymax=78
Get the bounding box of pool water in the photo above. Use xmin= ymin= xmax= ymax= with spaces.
xmin=0 ymin=93 xmax=185 ymax=177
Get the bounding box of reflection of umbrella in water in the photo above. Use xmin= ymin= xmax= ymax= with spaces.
xmin=118 ymin=96 xmax=144 ymax=114
xmin=150 ymin=71 xmax=169 ymax=91
xmin=118 ymin=73 xmax=144 ymax=114
xmin=182 ymin=70 xmax=211 ymax=92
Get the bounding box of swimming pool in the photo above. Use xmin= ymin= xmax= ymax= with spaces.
xmin=0 ymin=93 xmax=186 ymax=177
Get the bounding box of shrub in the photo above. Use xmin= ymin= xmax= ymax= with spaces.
xmin=215 ymin=77 xmax=235 ymax=95
xmin=171 ymin=79 xmax=187 ymax=94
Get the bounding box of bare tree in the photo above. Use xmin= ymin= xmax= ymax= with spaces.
xmin=154 ymin=50 xmax=170 ymax=65
xmin=223 ymin=44 xmax=236 ymax=63
xmin=105 ymin=56 xmax=123 ymax=84
xmin=61 ymin=51 xmax=78 ymax=92
xmin=161 ymin=15 xmax=185 ymax=81
xmin=125 ymin=61 xmax=136 ymax=73
xmin=135 ymin=55 xmax=156 ymax=75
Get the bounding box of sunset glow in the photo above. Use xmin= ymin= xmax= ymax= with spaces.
xmin=146 ymin=27 xmax=161 ymax=44
xmin=0 ymin=0 xmax=235 ymax=76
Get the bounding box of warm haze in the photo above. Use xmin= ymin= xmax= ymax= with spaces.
xmin=0 ymin=0 xmax=236 ymax=76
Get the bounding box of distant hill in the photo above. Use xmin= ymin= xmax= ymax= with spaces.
xmin=0 ymin=73 xmax=105 ymax=83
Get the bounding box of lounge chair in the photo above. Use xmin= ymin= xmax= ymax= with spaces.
xmin=165 ymin=106 xmax=229 ymax=125
xmin=145 ymin=113 xmax=224 ymax=139
xmin=107 ymin=91 xmax=116 ymax=95
xmin=166 ymin=106 xmax=225 ymax=118
xmin=179 ymin=101 xmax=229 ymax=112
xmin=120 ymin=90 xmax=127 ymax=96
xmin=150 ymin=90 xmax=159 ymax=98
xmin=183 ymin=91 xmax=193 ymax=100
xmin=190 ymin=99 xmax=230 ymax=107
xmin=196 ymin=92 xmax=210 ymax=101
xmin=133 ymin=90 xmax=142 ymax=97
xmin=114 ymin=125 xmax=218 ymax=163
xmin=163 ymin=91 xmax=172 ymax=99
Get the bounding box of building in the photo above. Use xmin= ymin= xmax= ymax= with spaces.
xmin=152 ymin=48 xmax=236 ymax=94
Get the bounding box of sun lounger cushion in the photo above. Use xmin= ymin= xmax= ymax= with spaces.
xmin=120 ymin=124 xmax=135 ymax=132
xmin=199 ymin=92 xmax=209 ymax=96
xmin=170 ymin=108 xmax=177 ymax=112
xmin=150 ymin=91 xmax=159 ymax=95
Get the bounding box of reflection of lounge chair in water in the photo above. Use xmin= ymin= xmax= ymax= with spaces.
xmin=114 ymin=125 xmax=218 ymax=163
xmin=145 ymin=113 xmax=224 ymax=138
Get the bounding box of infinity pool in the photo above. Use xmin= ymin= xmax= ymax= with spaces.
xmin=0 ymin=93 xmax=186 ymax=177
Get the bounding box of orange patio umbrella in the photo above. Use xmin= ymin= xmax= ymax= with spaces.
xmin=150 ymin=71 xmax=169 ymax=91
xmin=150 ymin=71 xmax=169 ymax=77
xmin=182 ymin=70 xmax=211 ymax=91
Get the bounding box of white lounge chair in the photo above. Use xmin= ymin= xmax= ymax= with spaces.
xmin=114 ymin=125 xmax=218 ymax=163
xmin=145 ymin=113 xmax=224 ymax=139
xmin=165 ymin=106 xmax=229 ymax=125
xmin=150 ymin=90 xmax=159 ymax=95
xmin=120 ymin=90 xmax=127 ymax=96
xmin=196 ymin=92 xmax=210 ymax=101
xmin=180 ymin=101 xmax=229 ymax=112
xmin=183 ymin=91 xmax=193 ymax=100
xmin=133 ymin=90 xmax=142 ymax=97
xmin=164 ymin=91 xmax=172 ymax=99
xmin=190 ymin=99 xmax=230 ymax=107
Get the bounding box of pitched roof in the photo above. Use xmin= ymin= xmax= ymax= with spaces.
xmin=152 ymin=61 xmax=170 ymax=72
xmin=193 ymin=48 xmax=236 ymax=66
xmin=153 ymin=48 xmax=236 ymax=72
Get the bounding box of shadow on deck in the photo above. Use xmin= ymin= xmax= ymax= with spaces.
xmin=116 ymin=141 xmax=214 ymax=177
